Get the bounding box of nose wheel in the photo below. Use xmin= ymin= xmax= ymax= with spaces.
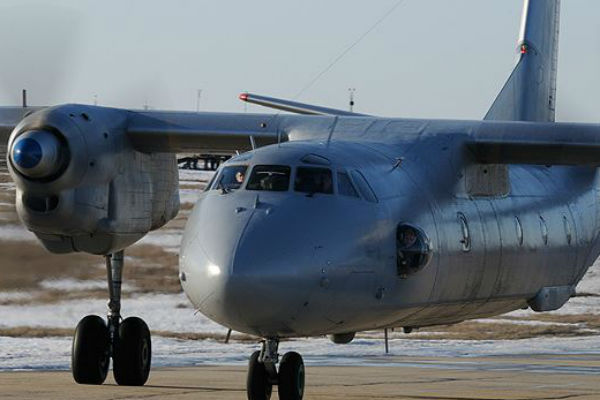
xmin=71 ymin=250 xmax=151 ymax=386
xmin=247 ymin=339 xmax=305 ymax=400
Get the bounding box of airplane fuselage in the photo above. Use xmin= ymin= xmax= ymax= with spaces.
xmin=179 ymin=117 xmax=600 ymax=338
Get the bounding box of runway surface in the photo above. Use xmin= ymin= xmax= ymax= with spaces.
xmin=2 ymin=354 xmax=599 ymax=400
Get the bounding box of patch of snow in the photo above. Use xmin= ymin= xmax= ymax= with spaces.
xmin=576 ymin=261 xmax=600 ymax=295
xmin=179 ymin=170 xmax=214 ymax=183
xmin=0 ymin=291 xmax=33 ymax=302
xmin=39 ymin=279 xmax=135 ymax=292
xmin=0 ymin=293 xmax=223 ymax=334
xmin=137 ymin=229 xmax=182 ymax=252
xmin=179 ymin=188 xmax=201 ymax=205
xmin=2 ymin=335 xmax=600 ymax=371
xmin=0 ymin=224 xmax=36 ymax=241
xmin=477 ymin=318 xmax=577 ymax=327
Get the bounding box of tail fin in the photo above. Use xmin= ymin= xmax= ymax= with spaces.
xmin=484 ymin=0 xmax=561 ymax=122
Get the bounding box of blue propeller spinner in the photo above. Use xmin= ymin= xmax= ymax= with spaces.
xmin=12 ymin=137 xmax=43 ymax=169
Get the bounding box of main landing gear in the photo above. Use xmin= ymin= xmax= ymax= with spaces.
xmin=71 ymin=250 xmax=151 ymax=386
xmin=247 ymin=339 xmax=305 ymax=400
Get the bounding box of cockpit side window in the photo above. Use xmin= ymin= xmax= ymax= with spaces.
xmin=247 ymin=165 xmax=291 ymax=192
xmin=350 ymin=170 xmax=378 ymax=203
xmin=294 ymin=167 xmax=333 ymax=195
xmin=207 ymin=165 xmax=247 ymax=191
xmin=204 ymin=171 xmax=219 ymax=192
xmin=337 ymin=171 xmax=359 ymax=197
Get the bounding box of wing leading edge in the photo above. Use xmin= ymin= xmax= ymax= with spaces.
xmin=126 ymin=110 xmax=284 ymax=153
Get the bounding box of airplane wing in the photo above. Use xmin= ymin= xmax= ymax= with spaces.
xmin=1 ymin=105 xmax=285 ymax=154
xmin=470 ymin=121 xmax=600 ymax=166
xmin=126 ymin=109 xmax=284 ymax=153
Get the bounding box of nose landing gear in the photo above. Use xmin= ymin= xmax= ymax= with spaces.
xmin=71 ymin=250 xmax=151 ymax=386
xmin=247 ymin=339 xmax=305 ymax=400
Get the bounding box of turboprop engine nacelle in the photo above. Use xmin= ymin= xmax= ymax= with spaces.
xmin=7 ymin=104 xmax=179 ymax=255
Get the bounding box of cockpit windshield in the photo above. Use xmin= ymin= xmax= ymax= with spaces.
xmin=247 ymin=165 xmax=291 ymax=191
xmin=213 ymin=165 xmax=247 ymax=191
xmin=294 ymin=167 xmax=333 ymax=195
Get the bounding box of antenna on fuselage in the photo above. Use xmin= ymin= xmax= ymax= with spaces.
xmin=22 ymin=89 xmax=27 ymax=108
xmin=348 ymin=88 xmax=355 ymax=112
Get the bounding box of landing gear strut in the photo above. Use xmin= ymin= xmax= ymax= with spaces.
xmin=71 ymin=250 xmax=151 ymax=386
xmin=247 ymin=339 xmax=305 ymax=400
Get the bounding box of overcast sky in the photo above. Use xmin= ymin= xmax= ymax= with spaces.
xmin=0 ymin=0 xmax=598 ymax=122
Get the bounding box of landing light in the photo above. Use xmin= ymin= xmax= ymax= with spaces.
xmin=207 ymin=264 xmax=221 ymax=277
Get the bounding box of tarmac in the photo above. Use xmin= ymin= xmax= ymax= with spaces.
xmin=1 ymin=354 xmax=600 ymax=400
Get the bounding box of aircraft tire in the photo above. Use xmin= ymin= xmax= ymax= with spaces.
xmin=113 ymin=317 xmax=151 ymax=386
xmin=278 ymin=352 xmax=305 ymax=400
xmin=247 ymin=350 xmax=272 ymax=400
xmin=71 ymin=315 xmax=110 ymax=385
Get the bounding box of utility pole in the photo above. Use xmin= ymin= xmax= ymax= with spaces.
xmin=93 ymin=94 xmax=98 ymax=106
xmin=196 ymin=89 xmax=202 ymax=112
xmin=348 ymin=88 xmax=356 ymax=112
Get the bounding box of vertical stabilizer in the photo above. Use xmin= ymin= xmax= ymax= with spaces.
xmin=484 ymin=0 xmax=560 ymax=122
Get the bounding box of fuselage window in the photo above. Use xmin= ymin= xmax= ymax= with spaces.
xmin=396 ymin=224 xmax=432 ymax=278
xmin=294 ymin=167 xmax=333 ymax=195
xmin=563 ymin=215 xmax=573 ymax=245
xmin=350 ymin=170 xmax=378 ymax=203
xmin=212 ymin=165 xmax=247 ymax=191
xmin=539 ymin=215 xmax=548 ymax=245
xmin=515 ymin=216 xmax=524 ymax=246
xmin=337 ymin=171 xmax=359 ymax=197
xmin=457 ymin=212 xmax=470 ymax=252
xmin=246 ymin=165 xmax=291 ymax=192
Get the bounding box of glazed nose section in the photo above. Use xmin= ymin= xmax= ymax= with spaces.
xmin=10 ymin=130 xmax=67 ymax=179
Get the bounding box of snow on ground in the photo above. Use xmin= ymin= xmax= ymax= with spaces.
xmin=0 ymin=291 xmax=33 ymax=302
xmin=137 ymin=229 xmax=183 ymax=253
xmin=577 ymin=261 xmax=600 ymax=294
xmin=39 ymin=279 xmax=136 ymax=292
xmin=0 ymin=224 xmax=35 ymax=241
xmin=0 ymin=293 xmax=223 ymax=334
xmin=179 ymin=169 xmax=213 ymax=184
xmin=3 ymin=335 xmax=600 ymax=372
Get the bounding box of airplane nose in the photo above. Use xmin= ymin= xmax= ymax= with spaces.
xmin=180 ymin=194 xmax=322 ymax=335
xmin=180 ymin=192 xmax=376 ymax=337
xmin=179 ymin=192 xmax=256 ymax=328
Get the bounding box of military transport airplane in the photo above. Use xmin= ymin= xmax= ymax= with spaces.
xmin=0 ymin=0 xmax=595 ymax=399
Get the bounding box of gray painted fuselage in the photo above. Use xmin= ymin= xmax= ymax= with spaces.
xmin=180 ymin=116 xmax=600 ymax=338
